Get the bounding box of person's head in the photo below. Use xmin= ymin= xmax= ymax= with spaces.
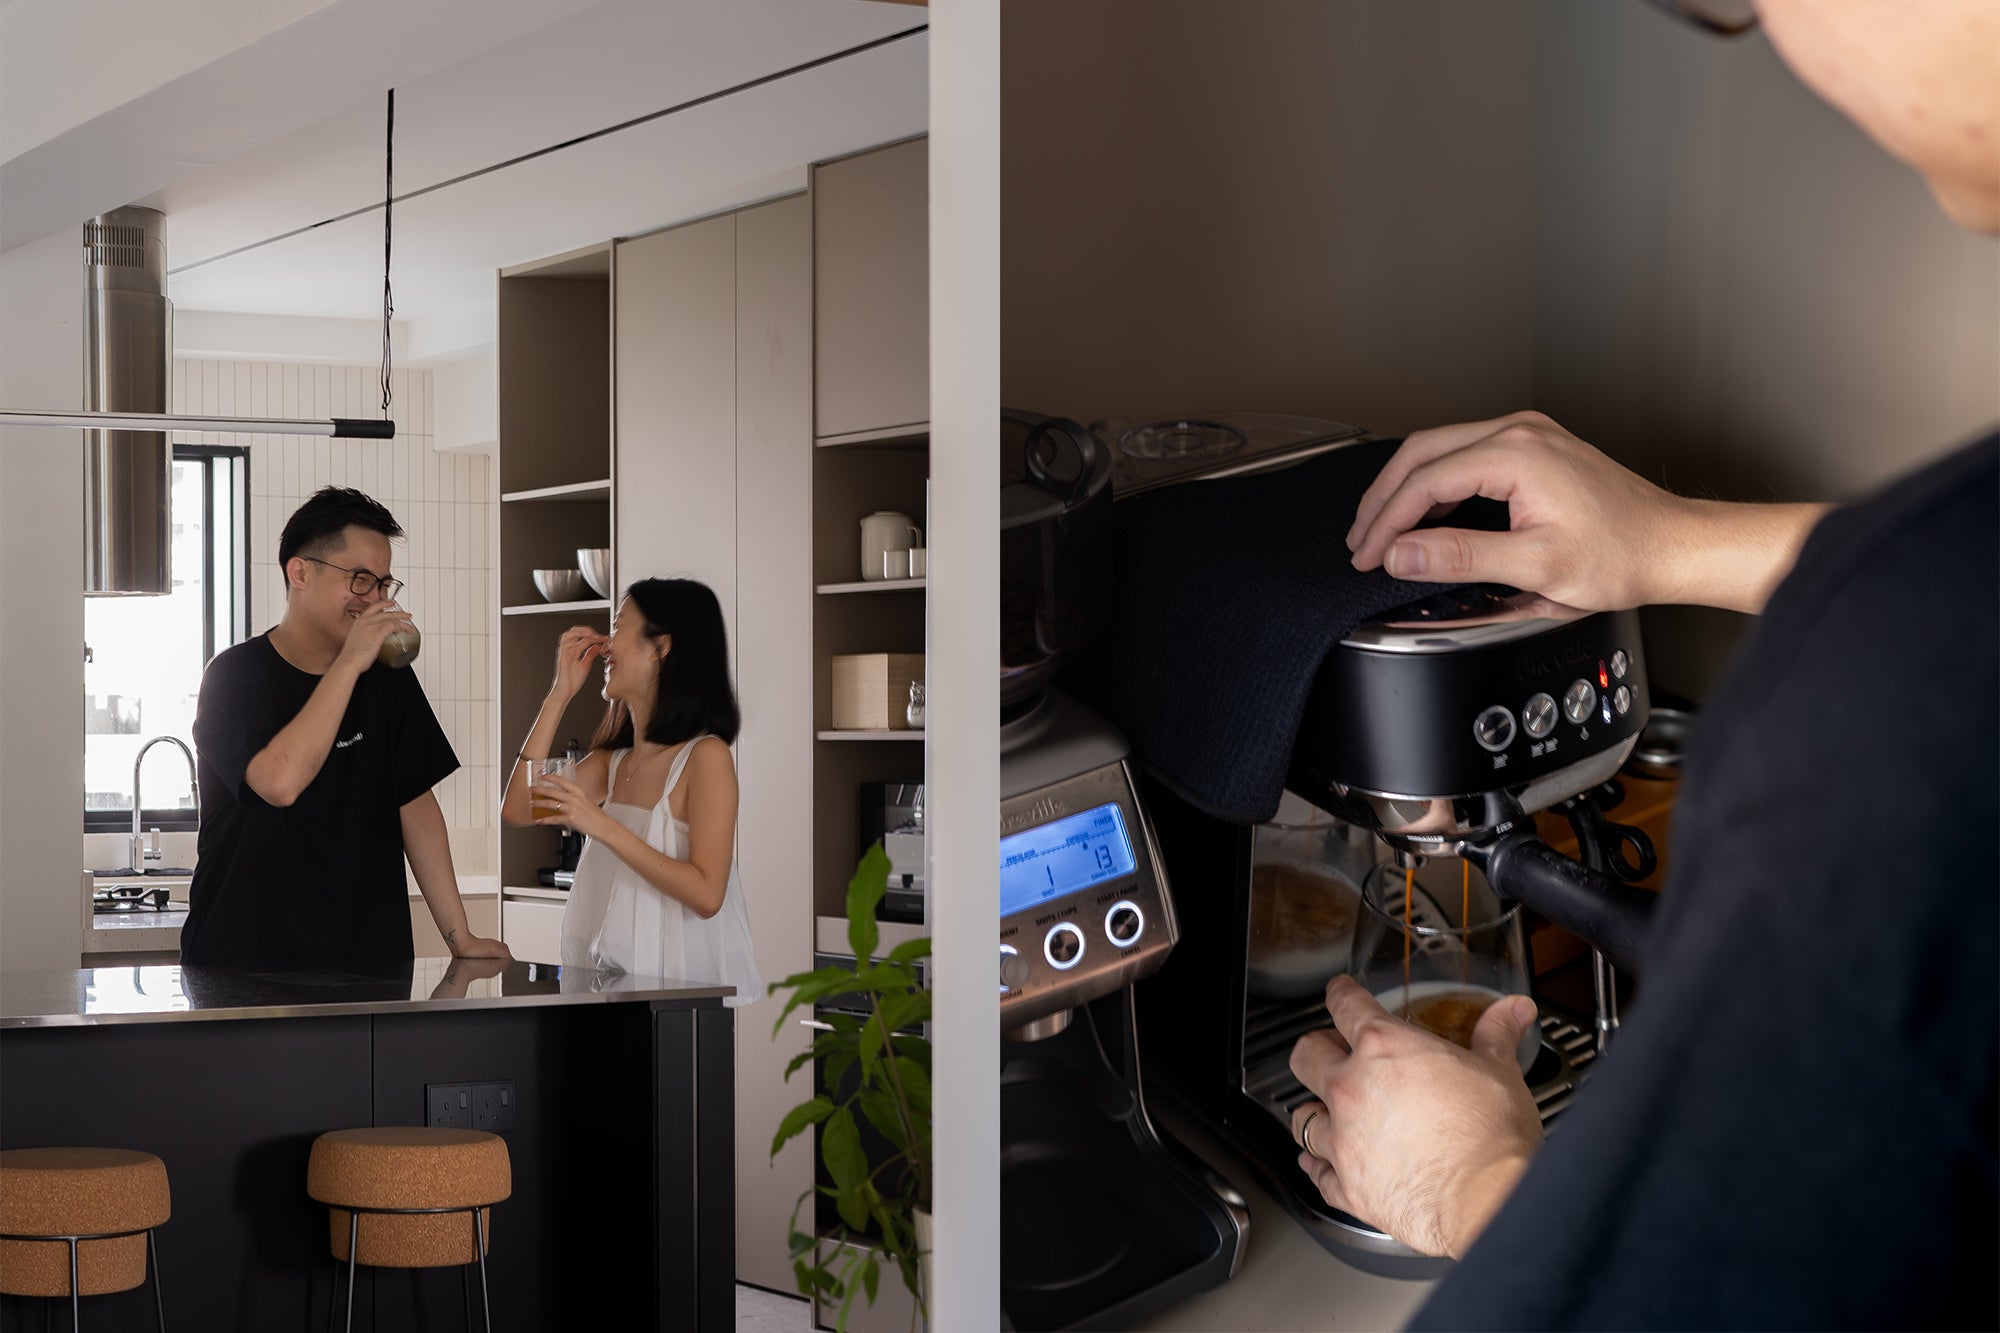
xmin=590 ymin=578 xmax=740 ymax=750
xmin=276 ymin=487 xmax=405 ymax=637
xmin=1756 ymin=0 xmax=2000 ymax=233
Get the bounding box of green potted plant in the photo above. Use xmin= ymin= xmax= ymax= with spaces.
xmin=769 ymin=841 xmax=933 ymax=1331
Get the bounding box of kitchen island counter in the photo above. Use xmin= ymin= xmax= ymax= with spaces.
xmin=0 ymin=959 xmax=733 ymax=1331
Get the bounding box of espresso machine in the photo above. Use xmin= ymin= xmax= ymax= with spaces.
xmin=997 ymin=412 xmax=1247 ymax=1329
xmin=1058 ymin=415 xmax=1662 ymax=1276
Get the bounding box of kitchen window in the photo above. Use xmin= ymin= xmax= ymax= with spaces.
xmin=83 ymin=445 xmax=250 ymax=830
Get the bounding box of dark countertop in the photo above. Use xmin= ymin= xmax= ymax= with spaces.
xmin=0 ymin=957 xmax=732 ymax=1028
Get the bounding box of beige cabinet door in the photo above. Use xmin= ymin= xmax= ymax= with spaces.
xmin=732 ymin=192 xmax=817 ymax=1294
xmin=498 ymin=899 xmax=565 ymax=966
xmin=615 ymin=213 xmax=737 ymax=625
xmin=813 ymin=137 xmax=929 ymax=441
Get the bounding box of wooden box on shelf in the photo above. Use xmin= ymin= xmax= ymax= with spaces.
xmin=830 ymin=653 xmax=924 ymax=731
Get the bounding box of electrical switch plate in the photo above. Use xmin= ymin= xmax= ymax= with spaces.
xmin=470 ymin=1080 xmax=516 ymax=1132
xmin=426 ymin=1083 xmax=472 ymax=1129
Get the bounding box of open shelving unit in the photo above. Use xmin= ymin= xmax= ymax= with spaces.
xmin=495 ymin=242 xmax=616 ymax=938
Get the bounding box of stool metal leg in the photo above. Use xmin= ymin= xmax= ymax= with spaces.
xmin=473 ymin=1208 xmax=491 ymax=1333
xmin=148 ymin=1229 xmax=166 ymax=1333
xmin=68 ymin=1237 xmax=79 ymax=1332
xmin=344 ymin=1211 xmax=359 ymax=1333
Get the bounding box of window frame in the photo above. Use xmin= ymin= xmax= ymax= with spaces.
xmin=83 ymin=443 xmax=251 ymax=833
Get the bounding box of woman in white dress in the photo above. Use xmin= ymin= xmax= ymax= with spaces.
xmin=500 ymin=579 xmax=761 ymax=1006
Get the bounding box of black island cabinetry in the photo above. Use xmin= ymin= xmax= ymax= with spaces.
xmin=0 ymin=959 xmax=733 ymax=1331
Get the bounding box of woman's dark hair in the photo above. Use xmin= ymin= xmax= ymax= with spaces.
xmin=590 ymin=578 xmax=741 ymax=751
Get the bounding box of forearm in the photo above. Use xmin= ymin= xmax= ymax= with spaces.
xmin=501 ymin=690 xmax=575 ymax=826
xmin=586 ymin=818 xmax=726 ymax=919
xmin=245 ymin=662 xmax=363 ymax=806
xmin=402 ymin=791 xmax=472 ymax=949
xmin=1650 ymin=498 xmax=1832 ymax=615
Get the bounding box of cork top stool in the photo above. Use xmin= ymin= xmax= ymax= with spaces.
xmin=306 ymin=1128 xmax=511 ymax=1333
xmin=0 ymin=1146 xmax=171 ymax=1329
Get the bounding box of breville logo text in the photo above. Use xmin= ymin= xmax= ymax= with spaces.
xmin=1516 ymin=638 xmax=1593 ymax=682
xmin=1002 ymin=797 xmax=1066 ymax=832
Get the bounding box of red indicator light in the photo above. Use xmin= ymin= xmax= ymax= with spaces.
xmin=1598 ymin=661 xmax=1610 ymax=689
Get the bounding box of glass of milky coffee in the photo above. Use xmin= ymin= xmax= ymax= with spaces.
xmin=1350 ymin=858 xmax=1538 ymax=1073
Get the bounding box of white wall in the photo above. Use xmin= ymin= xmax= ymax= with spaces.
xmin=0 ymin=228 xmax=87 ymax=972
xmin=1532 ymin=0 xmax=2000 ymax=696
xmin=173 ymin=357 xmax=500 ymax=872
xmin=931 ymin=0 xmax=1001 ymax=1325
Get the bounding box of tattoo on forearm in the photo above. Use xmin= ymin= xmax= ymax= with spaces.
xmin=444 ymin=928 xmax=459 ymax=949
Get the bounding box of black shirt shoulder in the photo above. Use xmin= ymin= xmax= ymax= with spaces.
xmin=1413 ymin=434 xmax=1999 ymax=1331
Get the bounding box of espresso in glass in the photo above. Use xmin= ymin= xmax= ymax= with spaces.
xmin=377 ymin=624 xmax=421 ymax=669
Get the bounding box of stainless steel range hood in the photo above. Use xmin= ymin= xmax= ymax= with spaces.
xmin=83 ymin=205 xmax=173 ymax=596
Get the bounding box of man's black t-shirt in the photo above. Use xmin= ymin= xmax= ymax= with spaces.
xmin=1411 ymin=434 xmax=2000 ymax=1330
xmin=182 ymin=633 xmax=458 ymax=967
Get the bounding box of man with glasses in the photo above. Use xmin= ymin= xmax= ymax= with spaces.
xmin=1288 ymin=0 xmax=1995 ymax=1326
xmin=182 ymin=486 xmax=510 ymax=968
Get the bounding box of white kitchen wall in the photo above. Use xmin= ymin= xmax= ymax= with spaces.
xmin=171 ymin=357 xmax=499 ymax=870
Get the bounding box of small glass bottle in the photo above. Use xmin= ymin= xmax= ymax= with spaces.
xmin=906 ymin=680 xmax=926 ymax=729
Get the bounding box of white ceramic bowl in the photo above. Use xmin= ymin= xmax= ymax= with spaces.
xmin=577 ymin=548 xmax=613 ymax=599
xmin=533 ymin=569 xmax=587 ymax=603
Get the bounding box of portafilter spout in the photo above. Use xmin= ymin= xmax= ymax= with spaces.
xmin=1459 ymin=831 xmax=1656 ymax=976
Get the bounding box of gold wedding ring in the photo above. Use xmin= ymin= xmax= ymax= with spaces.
xmin=1300 ymin=1107 xmax=1326 ymax=1160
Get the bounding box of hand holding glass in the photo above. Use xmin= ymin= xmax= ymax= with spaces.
xmin=530 ymin=757 xmax=578 ymax=821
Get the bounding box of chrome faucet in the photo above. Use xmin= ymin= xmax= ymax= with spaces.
xmin=130 ymin=735 xmax=198 ymax=873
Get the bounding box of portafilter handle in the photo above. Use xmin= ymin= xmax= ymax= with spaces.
xmin=1461 ymin=832 xmax=1657 ymax=977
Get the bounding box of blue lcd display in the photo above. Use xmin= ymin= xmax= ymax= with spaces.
xmin=999 ymin=802 xmax=1138 ymax=919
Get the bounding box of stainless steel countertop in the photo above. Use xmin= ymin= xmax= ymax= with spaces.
xmin=1 ymin=958 xmax=732 ymax=1028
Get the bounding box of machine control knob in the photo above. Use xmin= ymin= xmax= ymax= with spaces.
xmin=1105 ymin=901 xmax=1145 ymax=947
xmin=1000 ymin=944 xmax=1032 ymax=992
xmin=1522 ymin=692 xmax=1558 ymax=739
xmin=1045 ymin=922 xmax=1085 ymax=970
xmin=1610 ymin=650 xmax=1630 ymax=681
xmin=1563 ymin=679 xmax=1597 ymax=724
xmin=1473 ymin=705 xmax=1516 ymax=753
xmin=1613 ymin=684 xmax=1633 ymax=716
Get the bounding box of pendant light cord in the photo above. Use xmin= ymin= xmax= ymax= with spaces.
xmin=380 ymin=88 xmax=395 ymax=418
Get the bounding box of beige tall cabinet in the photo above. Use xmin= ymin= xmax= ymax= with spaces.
xmin=615 ymin=194 xmax=818 ymax=1294
xmin=491 ymin=137 xmax=926 ymax=1308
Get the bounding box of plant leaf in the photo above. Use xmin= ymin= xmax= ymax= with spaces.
xmin=857 ymin=1088 xmax=909 ymax=1152
xmin=893 ymin=1056 xmax=932 ymax=1115
xmin=886 ymin=936 xmax=932 ymax=965
xmin=821 ymin=1106 xmax=867 ymax=1191
xmin=770 ymin=1094 xmax=836 ymax=1159
xmin=862 ymin=1253 xmax=880 ymax=1306
xmin=847 ymin=841 xmax=891 ymax=962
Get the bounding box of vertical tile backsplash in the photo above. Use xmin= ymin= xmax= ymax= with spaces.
xmin=173 ymin=359 xmax=497 ymax=867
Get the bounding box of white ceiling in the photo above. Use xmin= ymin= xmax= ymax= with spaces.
xmin=22 ymin=0 xmax=928 ymax=343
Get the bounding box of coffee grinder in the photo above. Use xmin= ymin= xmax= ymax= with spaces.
xmin=997 ymin=411 xmax=1247 ymax=1329
xmin=999 ymin=690 xmax=1249 ymax=1330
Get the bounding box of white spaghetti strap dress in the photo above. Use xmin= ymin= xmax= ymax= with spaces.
xmin=559 ymin=736 xmax=763 ymax=1007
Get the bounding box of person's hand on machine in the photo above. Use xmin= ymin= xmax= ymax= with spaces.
xmin=1346 ymin=410 xmax=1829 ymax=615
xmin=1289 ymin=976 xmax=1544 ymax=1259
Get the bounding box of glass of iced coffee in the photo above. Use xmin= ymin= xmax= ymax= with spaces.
xmin=530 ymin=756 xmax=578 ymax=822
xmin=1350 ymin=857 xmax=1537 ymax=1073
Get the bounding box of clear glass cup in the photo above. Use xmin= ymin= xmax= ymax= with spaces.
xmin=377 ymin=622 xmax=421 ymax=669
xmin=1244 ymin=794 xmax=1372 ymax=1000
xmin=1350 ymin=858 xmax=1538 ymax=1071
xmin=529 ymin=755 xmax=577 ymax=821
